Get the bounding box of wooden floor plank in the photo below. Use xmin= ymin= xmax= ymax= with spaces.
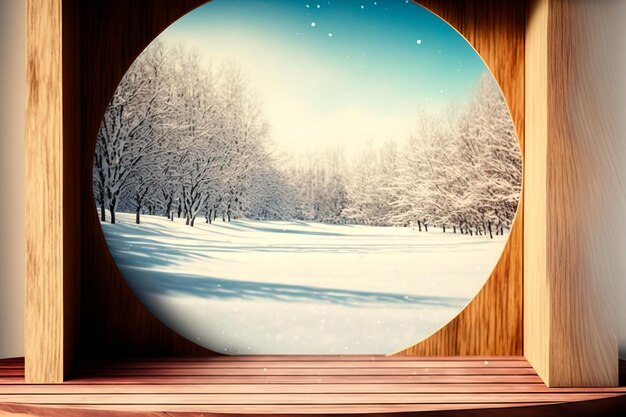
xmin=91 ymin=355 xmax=527 ymax=362
xmin=2 ymin=392 xmax=622 ymax=405
xmin=62 ymin=374 xmax=547 ymax=385
xmin=0 ymin=357 xmax=624 ymax=416
xmin=78 ymin=360 xmax=532 ymax=369
xmin=73 ymin=367 xmax=538 ymax=377
xmin=0 ymin=402 xmax=550 ymax=414
xmin=1 ymin=383 xmax=625 ymax=395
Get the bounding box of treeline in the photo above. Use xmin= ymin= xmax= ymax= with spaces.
xmin=94 ymin=41 xmax=285 ymax=226
xmin=285 ymin=74 xmax=522 ymax=237
xmin=94 ymin=42 xmax=521 ymax=238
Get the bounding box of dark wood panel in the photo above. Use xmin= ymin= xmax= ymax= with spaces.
xmin=76 ymin=0 xmax=524 ymax=359
xmin=396 ymin=0 xmax=525 ymax=356
xmin=78 ymin=0 xmax=213 ymax=359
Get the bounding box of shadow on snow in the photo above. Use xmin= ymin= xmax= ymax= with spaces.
xmin=121 ymin=266 xmax=468 ymax=309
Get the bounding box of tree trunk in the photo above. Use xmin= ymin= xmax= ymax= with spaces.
xmin=453 ymin=225 xmax=456 ymax=233
xmin=109 ymin=200 xmax=117 ymax=225
xmin=165 ymin=200 xmax=172 ymax=219
xmin=185 ymin=214 xmax=190 ymax=226
xmin=177 ymin=203 xmax=182 ymax=218
xmin=423 ymin=220 xmax=428 ymax=232
xmin=443 ymin=224 xmax=446 ymax=233
xmin=227 ymin=211 xmax=231 ymax=222
xmin=417 ymin=220 xmax=422 ymax=232
xmin=100 ymin=198 xmax=106 ymax=222
xmin=136 ymin=206 xmax=141 ymax=225
xmin=488 ymin=220 xmax=493 ymax=239
xmin=190 ymin=216 xmax=196 ymax=227
xmin=208 ymin=209 xmax=213 ymax=224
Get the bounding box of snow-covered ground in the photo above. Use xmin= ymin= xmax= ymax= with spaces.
xmin=101 ymin=212 xmax=508 ymax=354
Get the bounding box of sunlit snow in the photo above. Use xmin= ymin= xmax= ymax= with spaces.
xmin=101 ymin=212 xmax=508 ymax=354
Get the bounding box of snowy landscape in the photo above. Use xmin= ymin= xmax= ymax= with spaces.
xmin=102 ymin=212 xmax=508 ymax=354
xmin=93 ymin=1 xmax=522 ymax=354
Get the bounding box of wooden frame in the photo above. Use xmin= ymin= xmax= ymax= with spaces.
xmin=524 ymin=0 xmax=618 ymax=387
xmin=24 ymin=0 xmax=618 ymax=388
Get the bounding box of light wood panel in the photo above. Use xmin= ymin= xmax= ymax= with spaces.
xmin=25 ymin=0 xmax=64 ymax=384
xmin=396 ymin=0 xmax=525 ymax=356
xmin=524 ymin=0 xmax=619 ymax=387
xmin=25 ymin=0 xmax=81 ymax=384
xmin=2 ymin=357 xmax=626 ymax=416
xmin=524 ymin=0 xmax=550 ymax=386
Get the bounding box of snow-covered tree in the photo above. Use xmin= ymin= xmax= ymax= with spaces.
xmin=93 ymin=41 xmax=175 ymax=224
xmin=94 ymin=41 xmax=521 ymax=241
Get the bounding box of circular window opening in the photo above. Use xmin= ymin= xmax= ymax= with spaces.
xmin=93 ymin=0 xmax=522 ymax=354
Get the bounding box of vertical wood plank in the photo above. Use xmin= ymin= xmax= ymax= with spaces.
xmin=525 ymin=0 xmax=619 ymax=387
xmin=395 ymin=0 xmax=525 ymax=356
xmin=524 ymin=0 xmax=549 ymax=386
xmin=62 ymin=0 xmax=81 ymax=380
xmin=79 ymin=0 xmax=214 ymax=358
xmin=25 ymin=0 xmax=81 ymax=383
xmin=25 ymin=0 xmax=64 ymax=383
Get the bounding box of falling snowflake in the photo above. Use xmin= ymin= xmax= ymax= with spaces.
xmin=416 ymin=39 xmax=422 ymax=45
xmin=311 ymin=22 xmax=316 ymax=27
xmin=328 ymin=32 xmax=333 ymax=37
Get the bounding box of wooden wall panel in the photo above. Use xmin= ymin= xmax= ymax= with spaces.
xmin=77 ymin=0 xmax=525 ymax=359
xmin=524 ymin=0 xmax=619 ymax=387
xmin=25 ymin=0 xmax=527 ymax=367
xmin=523 ymin=0 xmax=549 ymax=385
xmin=25 ymin=0 xmax=64 ymax=383
xmin=25 ymin=0 xmax=81 ymax=383
xmin=395 ymin=0 xmax=525 ymax=356
xmin=79 ymin=0 xmax=214 ymax=358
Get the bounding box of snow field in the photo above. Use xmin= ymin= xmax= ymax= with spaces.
xmin=102 ymin=212 xmax=508 ymax=354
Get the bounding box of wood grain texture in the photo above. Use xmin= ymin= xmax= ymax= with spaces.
xmin=78 ymin=0 xmax=214 ymax=358
xmin=77 ymin=0 xmax=524 ymax=360
xmin=25 ymin=0 xmax=81 ymax=384
xmin=2 ymin=357 xmax=626 ymax=416
xmin=395 ymin=0 xmax=525 ymax=356
xmin=25 ymin=0 xmax=527 ymax=366
xmin=25 ymin=0 xmax=64 ymax=383
xmin=524 ymin=0 xmax=619 ymax=387
xmin=524 ymin=0 xmax=549 ymax=387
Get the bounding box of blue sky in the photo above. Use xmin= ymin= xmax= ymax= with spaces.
xmin=158 ymin=0 xmax=490 ymax=155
